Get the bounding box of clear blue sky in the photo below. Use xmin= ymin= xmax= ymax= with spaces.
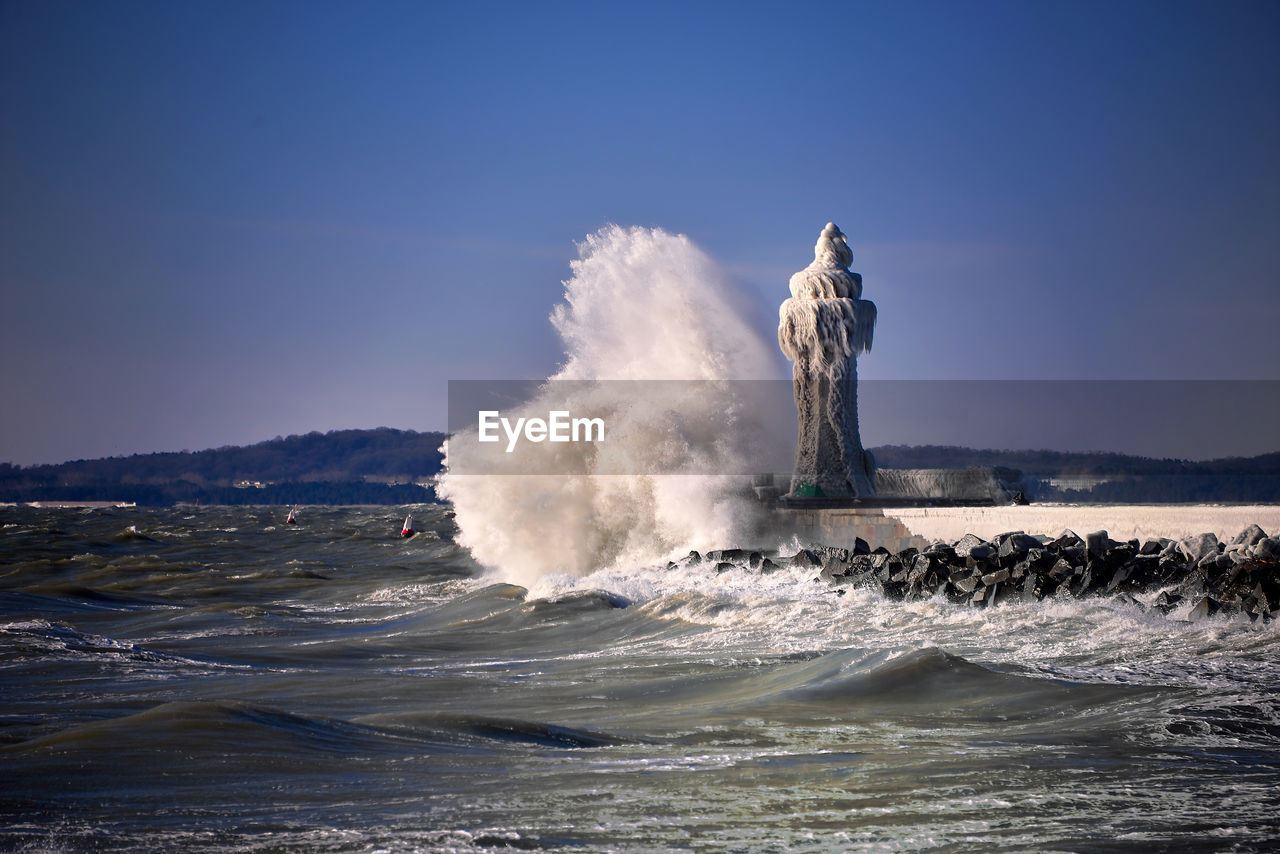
xmin=2 ymin=0 xmax=1277 ymax=465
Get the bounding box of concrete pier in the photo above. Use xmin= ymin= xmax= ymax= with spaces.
xmin=768 ymin=506 xmax=932 ymax=553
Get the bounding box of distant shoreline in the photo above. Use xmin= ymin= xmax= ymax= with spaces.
xmin=14 ymin=501 xmax=137 ymax=509
xmin=3 ymin=428 xmax=1278 ymax=506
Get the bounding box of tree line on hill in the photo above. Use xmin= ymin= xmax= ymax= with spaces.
xmin=1 ymin=432 xmax=1277 ymax=506
xmin=0 ymin=428 xmax=446 ymax=506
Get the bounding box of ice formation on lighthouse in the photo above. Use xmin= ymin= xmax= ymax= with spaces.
xmin=779 ymin=222 xmax=878 ymax=497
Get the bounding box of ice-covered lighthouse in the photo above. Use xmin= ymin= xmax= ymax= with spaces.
xmin=778 ymin=223 xmax=878 ymax=498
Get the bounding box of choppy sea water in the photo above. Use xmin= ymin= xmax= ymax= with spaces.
xmin=2 ymin=505 xmax=1278 ymax=853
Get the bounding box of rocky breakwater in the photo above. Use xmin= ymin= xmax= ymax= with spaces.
xmin=681 ymin=526 xmax=1280 ymax=622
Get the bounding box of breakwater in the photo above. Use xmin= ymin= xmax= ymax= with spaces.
xmin=691 ymin=523 xmax=1279 ymax=622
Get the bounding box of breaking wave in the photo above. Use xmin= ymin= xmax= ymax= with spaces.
xmin=438 ymin=225 xmax=781 ymax=585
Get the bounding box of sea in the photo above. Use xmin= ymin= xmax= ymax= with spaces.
xmin=3 ymin=502 xmax=1279 ymax=853
xmin=7 ymin=226 xmax=1280 ymax=851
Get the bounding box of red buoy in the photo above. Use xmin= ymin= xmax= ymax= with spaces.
xmin=400 ymin=514 xmax=414 ymax=537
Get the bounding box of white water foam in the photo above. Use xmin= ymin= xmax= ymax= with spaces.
xmin=438 ymin=225 xmax=780 ymax=586
xmin=519 ymin=556 xmax=1279 ymax=709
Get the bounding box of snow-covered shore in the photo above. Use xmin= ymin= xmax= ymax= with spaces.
xmin=885 ymin=503 xmax=1280 ymax=544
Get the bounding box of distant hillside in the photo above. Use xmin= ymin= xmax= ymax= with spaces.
xmin=0 ymin=428 xmax=446 ymax=506
xmin=3 ymin=434 xmax=1277 ymax=506
xmin=870 ymin=445 xmax=1280 ymax=503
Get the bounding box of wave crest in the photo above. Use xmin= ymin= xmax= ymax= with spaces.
xmin=438 ymin=225 xmax=780 ymax=585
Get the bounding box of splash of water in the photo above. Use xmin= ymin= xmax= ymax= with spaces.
xmin=437 ymin=225 xmax=780 ymax=586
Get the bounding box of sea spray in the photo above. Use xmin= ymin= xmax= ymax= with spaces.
xmin=437 ymin=225 xmax=782 ymax=586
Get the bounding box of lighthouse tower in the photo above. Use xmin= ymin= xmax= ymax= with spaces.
xmin=777 ymin=223 xmax=878 ymax=498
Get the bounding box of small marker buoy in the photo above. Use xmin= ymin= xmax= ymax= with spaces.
xmin=286 ymin=505 xmax=297 ymax=524
xmin=400 ymin=514 xmax=414 ymax=537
